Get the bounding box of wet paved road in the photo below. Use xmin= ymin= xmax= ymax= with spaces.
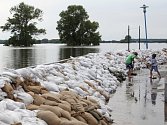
xmin=108 ymin=65 xmax=167 ymax=125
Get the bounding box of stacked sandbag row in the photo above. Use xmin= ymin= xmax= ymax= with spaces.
xmin=26 ymin=90 xmax=113 ymax=125
xmin=0 ymin=74 xmax=113 ymax=125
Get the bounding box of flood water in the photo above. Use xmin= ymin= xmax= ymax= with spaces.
xmin=0 ymin=43 xmax=166 ymax=73
xmin=108 ymin=65 xmax=167 ymax=125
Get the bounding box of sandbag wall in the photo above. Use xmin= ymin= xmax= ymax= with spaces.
xmin=0 ymin=76 xmax=113 ymax=125
xmin=0 ymin=50 xmax=167 ymax=124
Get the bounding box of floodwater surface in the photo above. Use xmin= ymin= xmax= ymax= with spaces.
xmin=108 ymin=65 xmax=167 ymax=125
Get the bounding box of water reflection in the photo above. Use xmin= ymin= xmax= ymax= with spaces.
xmin=11 ymin=49 xmax=35 ymax=69
xmin=150 ymin=78 xmax=158 ymax=105
xmin=59 ymin=47 xmax=99 ymax=60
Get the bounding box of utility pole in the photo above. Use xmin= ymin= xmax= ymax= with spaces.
xmin=128 ymin=25 xmax=130 ymax=51
xmin=140 ymin=4 xmax=149 ymax=49
xmin=138 ymin=26 xmax=141 ymax=50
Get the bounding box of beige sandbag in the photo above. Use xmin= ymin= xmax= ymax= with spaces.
xmin=58 ymin=106 xmax=71 ymax=120
xmin=33 ymin=94 xmax=46 ymax=106
xmin=87 ymin=110 xmax=103 ymax=121
xmin=38 ymin=105 xmax=71 ymax=120
xmin=27 ymin=91 xmax=35 ymax=97
xmin=99 ymin=120 xmax=108 ymax=125
xmin=86 ymin=97 xmax=99 ymax=105
xmin=43 ymin=99 xmax=58 ymax=106
xmin=59 ymin=117 xmax=69 ymax=121
xmin=38 ymin=105 xmax=61 ymax=117
xmin=27 ymin=86 xmax=44 ymax=94
xmin=59 ymin=90 xmax=79 ymax=99
xmin=37 ymin=110 xmax=61 ymax=125
xmin=14 ymin=77 xmax=23 ymax=88
xmin=78 ymin=100 xmax=88 ymax=107
xmin=40 ymin=89 xmax=48 ymax=94
xmin=79 ymin=86 xmax=90 ymax=94
xmin=60 ymin=96 xmax=77 ymax=104
xmin=60 ymin=120 xmax=88 ymax=125
xmin=58 ymin=103 xmax=71 ymax=112
xmin=80 ymin=99 xmax=94 ymax=106
xmin=1 ymin=83 xmax=14 ymax=100
xmin=81 ymin=112 xmax=98 ymax=125
xmin=42 ymin=93 xmax=61 ymax=103
xmin=24 ymin=79 xmax=40 ymax=86
xmin=71 ymin=103 xmax=84 ymax=113
xmin=61 ymin=100 xmax=71 ymax=108
xmin=74 ymin=115 xmax=87 ymax=123
xmin=26 ymin=104 xmax=39 ymax=110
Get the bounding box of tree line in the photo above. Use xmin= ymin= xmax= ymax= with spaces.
xmin=0 ymin=2 xmax=101 ymax=47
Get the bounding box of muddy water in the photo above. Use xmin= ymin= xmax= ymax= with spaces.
xmin=108 ymin=65 xmax=167 ymax=125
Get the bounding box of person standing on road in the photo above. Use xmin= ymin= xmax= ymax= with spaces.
xmin=149 ymin=53 xmax=161 ymax=79
xmin=125 ymin=52 xmax=138 ymax=82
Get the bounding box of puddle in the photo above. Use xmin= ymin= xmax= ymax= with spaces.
xmin=108 ymin=65 xmax=167 ymax=125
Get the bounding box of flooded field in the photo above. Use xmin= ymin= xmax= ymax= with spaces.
xmin=108 ymin=65 xmax=167 ymax=125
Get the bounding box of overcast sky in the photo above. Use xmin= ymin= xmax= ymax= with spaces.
xmin=0 ymin=0 xmax=167 ymax=40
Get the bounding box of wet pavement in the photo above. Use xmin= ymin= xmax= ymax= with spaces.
xmin=108 ymin=65 xmax=167 ymax=125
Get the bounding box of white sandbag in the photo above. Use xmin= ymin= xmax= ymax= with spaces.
xmin=0 ymin=110 xmax=21 ymax=124
xmin=46 ymin=76 xmax=64 ymax=84
xmin=0 ymin=100 xmax=7 ymax=111
xmin=74 ymin=87 xmax=88 ymax=96
xmin=65 ymin=80 xmax=80 ymax=88
xmin=80 ymin=60 xmax=91 ymax=68
xmin=0 ymin=89 xmax=7 ymax=99
xmin=0 ymin=121 xmax=9 ymax=125
xmin=0 ymin=79 xmax=6 ymax=88
xmin=14 ymin=108 xmax=36 ymax=117
xmin=2 ymin=71 xmax=18 ymax=79
xmin=16 ymin=92 xmax=34 ymax=105
xmin=5 ymin=99 xmax=25 ymax=110
xmin=58 ymin=84 xmax=69 ymax=91
xmin=42 ymin=81 xmax=60 ymax=92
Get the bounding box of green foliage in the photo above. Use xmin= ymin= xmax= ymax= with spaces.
xmin=56 ymin=5 xmax=101 ymax=46
xmin=120 ymin=35 xmax=131 ymax=43
xmin=0 ymin=2 xmax=46 ymax=47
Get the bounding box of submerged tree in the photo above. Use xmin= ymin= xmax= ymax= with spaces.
xmin=1 ymin=2 xmax=46 ymax=46
xmin=56 ymin=5 xmax=101 ymax=46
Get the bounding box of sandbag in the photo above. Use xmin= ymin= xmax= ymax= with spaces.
xmin=38 ymin=105 xmax=71 ymax=120
xmin=41 ymin=93 xmax=61 ymax=103
xmin=58 ymin=103 xmax=71 ymax=112
xmin=60 ymin=120 xmax=88 ymax=125
xmin=33 ymin=94 xmax=46 ymax=106
xmin=43 ymin=99 xmax=58 ymax=106
xmin=59 ymin=90 xmax=79 ymax=99
xmin=58 ymin=106 xmax=71 ymax=120
xmin=59 ymin=117 xmax=68 ymax=121
xmin=87 ymin=110 xmax=103 ymax=121
xmin=37 ymin=110 xmax=61 ymax=125
xmin=26 ymin=104 xmax=39 ymax=110
xmin=60 ymin=95 xmax=77 ymax=104
xmin=81 ymin=112 xmax=98 ymax=125
xmin=71 ymin=103 xmax=84 ymax=113
xmin=99 ymin=120 xmax=108 ymax=125
xmin=74 ymin=115 xmax=87 ymax=123
xmin=27 ymin=86 xmax=45 ymax=94
xmin=16 ymin=92 xmax=33 ymax=105
xmin=1 ymin=83 xmax=14 ymax=99
xmin=38 ymin=105 xmax=61 ymax=117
